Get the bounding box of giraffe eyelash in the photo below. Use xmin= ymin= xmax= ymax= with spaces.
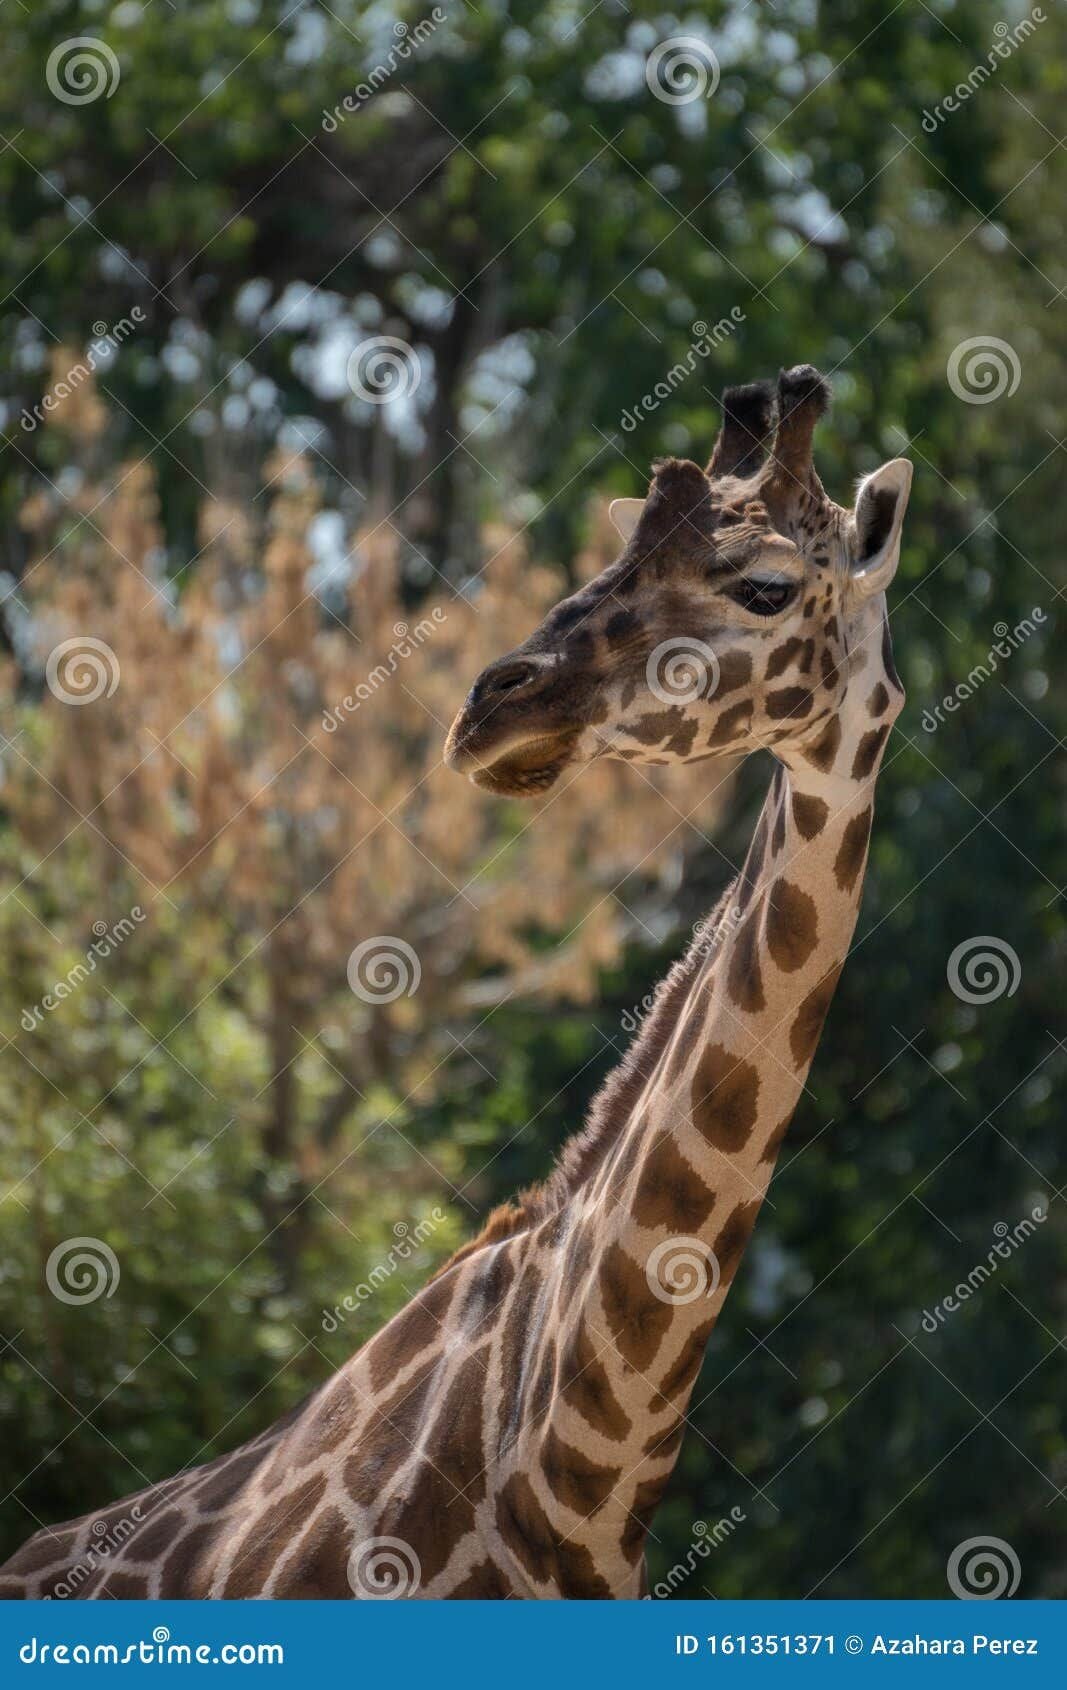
xmin=727 ymin=577 xmax=798 ymax=616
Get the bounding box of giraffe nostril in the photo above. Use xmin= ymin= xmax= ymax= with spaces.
xmin=479 ymin=661 xmax=539 ymax=700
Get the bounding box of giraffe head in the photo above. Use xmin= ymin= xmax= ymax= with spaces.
xmin=445 ymin=366 xmax=912 ymax=796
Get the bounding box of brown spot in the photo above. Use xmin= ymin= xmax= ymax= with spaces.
xmin=690 ymin=1043 xmax=761 ymax=1151
xmin=706 ymin=699 xmax=753 ymax=747
xmin=460 ymin=1245 xmax=516 ymax=1338
xmin=791 ymin=792 xmax=828 ymax=839
xmin=621 ymin=1475 xmax=671 ymax=1563
xmin=759 ymin=1115 xmax=794 ymax=1164
xmin=221 ymin=1473 xmax=327 ymax=1597
xmin=368 ymin=1272 xmax=455 ymax=1390
xmin=97 ymin=1570 xmax=151 ymax=1598
xmin=1 ymin=1528 xmax=79 ymax=1576
xmin=541 ymin=1426 xmax=621 ymax=1516
xmin=626 ymin=705 xmax=688 ymax=747
xmin=788 ymin=965 xmax=843 ymax=1069
xmin=111 ymin=1507 xmax=184 ymax=1564
xmin=496 ymin=1474 xmax=612 ymax=1597
xmin=605 ymin=608 xmax=640 ymax=644
xmin=642 ymin=1418 xmax=687 ymax=1462
xmin=713 ymin=1199 xmax=762 ymax=1282
xmin=726 ymin=914 xmax=765 ymax=1012
xmin=767 ymin=686 xmax=815 ymax=720
xmin=765 ymin=637 xmax=805 ymax=681
xmin=599 ymin=1241 xmax=674 ymax=1371
xmin=834 ymin=807 xmax=873 ymax=891
xmin=659 ymin=1317 xmax=716 ymax=1400
xmin=559 ymin=1320 xmax=632 ymax=1443
xmin=633 ymin=1135 xmax=716 ymax=1232
xmin=714 ymin=649 xmax=753 ymax=696
xmin=344 ymin=1362 xmax=435 ymax=1507
xmin=802 ymin=714 xmax=842 ymax=772
xmin=765 ymin=878 xmax=819 ymax=972
xmin=772 ymin=801 xmax=786 ymax=854
xmin=851 ymin=724 xmax=890 ymax=781
xmin=528 ymin=1336 xmax=557 ymax=1430
xmin=273 ymin=1506 xmax=354 ymax=1599
xmin=867 ymin=681 xmax=890 ymax=716
xmin=450 ymin=1559 xmax=519 ymax=1598
xmin=666 ymin=1000 xmax=708 ymax=1081
xmin=496 ymin=1262 xmax=544 ymax=1444
xmin=821 ymin=646 xmax=840 ymax=688
xmin=162 ymin=1518 xmax=227 ymax=1597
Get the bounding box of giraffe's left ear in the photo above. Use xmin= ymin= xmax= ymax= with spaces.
xmin=609 ymin=498 xmax=645 ymax=542
xmin=848 ymin=458 xmax=913 ymax=597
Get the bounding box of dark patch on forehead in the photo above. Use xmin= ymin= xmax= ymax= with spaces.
xmin=566 ymin=627 xmax=596 ymax=661
xmin=605 ymin=608 xmax=641 ymax=644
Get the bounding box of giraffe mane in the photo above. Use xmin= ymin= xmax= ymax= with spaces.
xmin=431 ymin=889 xmax=736 ymax=1279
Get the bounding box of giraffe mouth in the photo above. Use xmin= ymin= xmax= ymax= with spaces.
xmin=453 ymin=731 xmax=581 ymax=798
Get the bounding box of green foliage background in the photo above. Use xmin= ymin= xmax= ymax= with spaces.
xmin=1 ymin=0 xmax=1064 ymax=1596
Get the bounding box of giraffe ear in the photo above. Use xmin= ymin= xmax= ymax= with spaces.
xmin=609 ymin=498 xmax=645 ymax=542
xmin=848 ymin=458 xmax=913 ymax=597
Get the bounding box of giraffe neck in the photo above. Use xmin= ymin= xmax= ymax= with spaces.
xmin=517 ymin=648 xmax=902 ymax=1586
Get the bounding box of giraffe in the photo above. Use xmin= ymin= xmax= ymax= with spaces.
xmin=0 ymin=365 xmax=913 ymax=1601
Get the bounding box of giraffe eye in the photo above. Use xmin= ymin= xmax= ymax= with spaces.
xmin=729 ymin=578 xmax=797 ymax=617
